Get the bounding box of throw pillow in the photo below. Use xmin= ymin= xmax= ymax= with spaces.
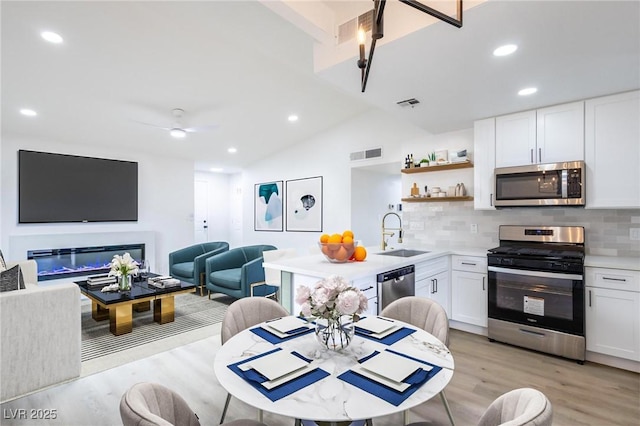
xmin=0 ymin=249 xmax=6 ymax=272
xmin=0 ymin=264 xmax=26 ymax=292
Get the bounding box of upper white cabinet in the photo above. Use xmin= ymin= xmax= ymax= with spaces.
xmin=536 ymin=102 xmax=585 ymax=164
xmin=495 ymin=101 xmax=585 ymax=168
xmin=495 ymin=110 xmax=536 ymax=167
xmin=473 ymin=118 xmax=496 ymax=210
xmin=585 ymin=90 xmax=640 ymax=209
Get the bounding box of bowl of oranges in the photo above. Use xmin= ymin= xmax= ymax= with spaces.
xmin=318 ymin=231 xmax=367 ymax=263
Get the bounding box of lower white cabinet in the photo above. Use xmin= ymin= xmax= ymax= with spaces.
xmin=415 ymin=256 xmax=450 ymax=317
xmin=585 ymin=267 xmax=640 ymax=361
xmin=451 ymin=255 xmax=488 ymax=327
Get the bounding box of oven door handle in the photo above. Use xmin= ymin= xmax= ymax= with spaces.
xmin=488 ymin=266 xmax=583 ymax=281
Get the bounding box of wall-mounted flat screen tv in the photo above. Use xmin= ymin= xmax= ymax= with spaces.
xmin=19 ymin=150 xmax=138 ymax=223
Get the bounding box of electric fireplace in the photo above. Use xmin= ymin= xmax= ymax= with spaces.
xmin=28 ymin=243 xmax=145 ymax=281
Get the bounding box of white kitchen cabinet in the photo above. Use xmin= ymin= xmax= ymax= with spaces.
xmin=473 ymin=118 xmax=496 ymax=210
xmin=585 ymin=90 xmax=640 ymax=209
xmin=451 ymin=255 xmax=488 ymax=327
xmin=352 ymin=276 xmax=378 ymax=316
xmin=536 ymin=101 xmax=585 ymax=164
xmin=415 ymin=256 xmax=450 ymax=317
xmin=495 ymin=102 xmax=584 ymax=168
xmin=585 ymin=267 xmax=640 ymax=361
xmin=495 ymin=110 xmax=536 ymax=168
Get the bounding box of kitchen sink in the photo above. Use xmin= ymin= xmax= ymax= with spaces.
xmin=377 ymin=249 xmax=430 ymax=257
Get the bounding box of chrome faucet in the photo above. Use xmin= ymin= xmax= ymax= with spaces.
xmin=381 ymin=212 xmax=403 ymax=250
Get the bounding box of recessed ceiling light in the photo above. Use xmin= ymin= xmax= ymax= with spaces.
xmin=288 ymin=115 xmax=299 ymax=122
xmin=41 ymin=31 xmax=63 ymax=44
xmin=493 ymin=44 xmax=518 ymax=56
xmin=20 ymin=108 xmax=37 ymax=117
xmin=210 ymin=167 xmax=224 ymax=173
xmin=170 ymin=128 xmax=186 ymax=138
xmin=227 ymin=147 xmax=237 ymax=154
xmin=518 ymin=87 xmax=538 ymax=96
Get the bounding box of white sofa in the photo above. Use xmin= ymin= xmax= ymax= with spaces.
xmin=0 ymin=260 xmax=81 ymax=402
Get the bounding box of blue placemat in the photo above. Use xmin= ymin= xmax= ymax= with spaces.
xmin=228 ymin=347 xmax=330 ymax=402
xmin=337 ymin=349 xmax=443 ymax=406
xmin=355 ymin=326 xmax=416 ymax=345
xmin=250 ymin=324 xmax=314 ymax=344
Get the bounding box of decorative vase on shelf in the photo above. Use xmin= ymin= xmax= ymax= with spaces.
xmin=119 ymin=274 xmax=132 ymax=292
xmin=315 ymin=316 xmax=355 ymax=351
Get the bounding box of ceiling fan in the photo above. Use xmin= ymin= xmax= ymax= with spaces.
xmin=136 ymin=108 xmax=218 ymax=138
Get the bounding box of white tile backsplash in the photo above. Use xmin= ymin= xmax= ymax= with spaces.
xmin=401 ymin=202 xmax=640 ymax=257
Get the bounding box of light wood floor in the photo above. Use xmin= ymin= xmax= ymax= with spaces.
xmin=408 ymin=329 xmax=640 ymax=426
xmin=1 ymin=329 xmax=638 ymax=425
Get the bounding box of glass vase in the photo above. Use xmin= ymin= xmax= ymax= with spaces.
xmin=315 ymin=316 xmax=355 ymax=351
xmin=119 ymin=274 xmax=132 ymax=292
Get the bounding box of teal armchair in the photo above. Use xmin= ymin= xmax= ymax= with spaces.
xmin=205 ymin=245 xmax=277 ymax=300
xmin=169 ymin=242 xmax=229 ymax=296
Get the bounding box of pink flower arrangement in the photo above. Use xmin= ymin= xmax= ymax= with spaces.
xmin=296 ymin=275 xmax=368 ymax=321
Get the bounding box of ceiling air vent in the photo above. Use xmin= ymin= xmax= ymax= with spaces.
xmin=397 ymin=98 xmax=420 ymax=108
xmin=350 ymin=147 xmax=383 ymax=161
xmin=338 ymin=10 xmax=373 ymax=45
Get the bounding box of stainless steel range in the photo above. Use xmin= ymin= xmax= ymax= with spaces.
xmin=487 ymin=225 xmax=585 ymax=362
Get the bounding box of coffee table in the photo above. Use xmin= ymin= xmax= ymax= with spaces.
xmin=75 ymin=275 xmax=196 ymax=335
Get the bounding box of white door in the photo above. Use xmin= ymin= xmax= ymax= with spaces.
xmin=194 ymin=179 xmax=210 ymax=243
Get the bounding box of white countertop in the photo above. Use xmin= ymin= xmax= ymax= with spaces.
xmin=263 ymin=246 xmax=490 ymax=281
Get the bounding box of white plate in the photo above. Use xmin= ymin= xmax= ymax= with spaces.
xmin=360 ymin=350 xmax=431 ymax=383
xmin=265 ymin=316 xmax=309 ymax=334
xmin=351 ymin=365 xmax=411 ymax=392
xmin=261 ymin=363 xmax=316 ymax=390
xmin=356 ymin=316 xmax=397 ymax=334
xmin=243 ymin=350 xmax=309 ymax=381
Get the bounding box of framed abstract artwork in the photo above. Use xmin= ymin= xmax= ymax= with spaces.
xmin=254 ymin=181 xmax=283 ymax=231
xmin=286 ymin=176 xmax=323 ymax=232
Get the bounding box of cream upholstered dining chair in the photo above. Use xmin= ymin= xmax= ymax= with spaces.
xmin=477 ymin=388 xmax=553 ymax=426
xmin=220 ymin=297 xmax=289 ymax=424
xmin=120 ymin=382 xmax=268 ymax=426
xmin=250 ymin=248 xmax=298 ymax=300
xmin=407 ymin=387 xmax=553 ymax=426
xmin=379 ymin=296 xmax=455 ymax=426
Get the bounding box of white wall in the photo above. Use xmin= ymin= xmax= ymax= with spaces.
xmin=351 ymin=168 xmax=401 ymax=248
xmin=237 ymin=109 xmax=428 ymax=252
xmin=1 ymin=136 xmax=194 ymax=275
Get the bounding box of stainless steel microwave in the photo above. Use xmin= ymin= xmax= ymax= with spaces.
xmin=494 ymin=161 xmax=585 ymax=207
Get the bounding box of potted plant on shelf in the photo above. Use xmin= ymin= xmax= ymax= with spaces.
xmin=428 ymin=152 xmax=437 ymax=166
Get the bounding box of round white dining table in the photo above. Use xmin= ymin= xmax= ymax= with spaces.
xmin=213 ymin=316 xmax=455 ymax=424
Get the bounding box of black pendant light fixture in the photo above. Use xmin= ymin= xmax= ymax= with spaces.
xmin=357 ymin=0 xmax=463 ymax=92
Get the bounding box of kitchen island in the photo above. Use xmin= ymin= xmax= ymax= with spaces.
xmin=263 ymin=247 xmax=450 ymax=315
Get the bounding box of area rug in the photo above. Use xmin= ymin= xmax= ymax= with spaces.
xmin=81 ymin=293 xmax=234 ymax=362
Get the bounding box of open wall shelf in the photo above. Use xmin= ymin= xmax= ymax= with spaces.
xmin=401 ymin=196 xmax=474 ymax=203
xmin=401 ymin=162 xmax=473 ymax=174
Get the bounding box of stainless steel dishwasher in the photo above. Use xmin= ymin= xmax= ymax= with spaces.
xmin=377 ymin=265 xmax=415 ymax=313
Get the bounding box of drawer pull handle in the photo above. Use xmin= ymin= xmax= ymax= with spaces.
xmin=461 ymin=262 xmax=477 ymax=266
xmin=519 ymin=328 xmax=546 ymax=338
xmin=361 ymin=286 xmax=374 ymax=291
xmin=602 ymin=277 xmax=627 ymax=282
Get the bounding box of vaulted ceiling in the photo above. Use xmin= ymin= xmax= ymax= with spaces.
xmin=2 ymin=1 xmax=639 ymax=173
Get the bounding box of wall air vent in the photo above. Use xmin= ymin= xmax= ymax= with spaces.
xmin=350 ymin=147 xmax=383 ymax=161
xmin=397 ymin=98 xmax=421 ymax=108
xmin=338 ymin=10 xmax=373 ymax=44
